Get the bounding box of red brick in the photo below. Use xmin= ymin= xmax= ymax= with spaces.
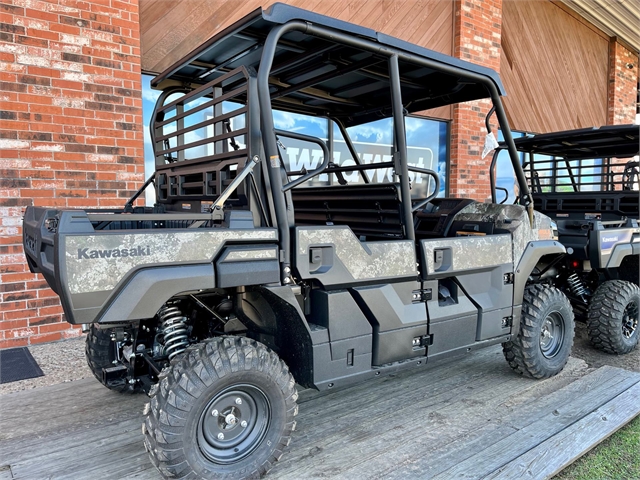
xmin=7 ymin=1 xmax=147 ymax=346
xmin=47 ymin=22 xmax=81 ymax=36
xmin=32 ymin=197 xmax=68 ymax=207
xmin=0 ymin=337 xmax=29 ymax=349
xmin=38 ymin=321 xmax=68 ymax=334
xmin=2 ymin=272 xmax=34 ymax=284
xmin=2 ymin=290 xmax=37 ymax=301
xmin=0 ymin=282 xmax=25 ymax=293
xmin=3 ymin=309 xmax=35 ymax=320
xmin=27 ymin=297 xmax=60 ymax=309
xmin=607 ymin=40 xmax=638 ymax=125
xmin=19 ymin=187 xmax=56 ymax=198
xmin=0 ymin=320 xmax=29 ymax=331
xmin=36 ymin=287 xmax=60 ymax=299
xmin=24 ymin=281 xmax=52 ymax=291
xmin=30 ymin=314 xmax=62 ymax=326
xmin=27 ymin=28 xmax=60 ymax=41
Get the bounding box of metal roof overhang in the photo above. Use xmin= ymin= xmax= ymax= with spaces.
xmin=560 ymin=0 xmax=640 ymax=53
xmin=506 ymin=125 xmax=640 ymax=159
xmin=150 ymin=3 xmax=506 ymax=127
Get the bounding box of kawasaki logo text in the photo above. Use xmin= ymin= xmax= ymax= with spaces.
xmin=601 ymin=236 xmax=619 ymax=243
xmin=78 ymin=246 xmax=151 ymax=259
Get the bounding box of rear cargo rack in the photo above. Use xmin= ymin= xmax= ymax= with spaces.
xmin=152 ymin=67 xmax=256 ymax=208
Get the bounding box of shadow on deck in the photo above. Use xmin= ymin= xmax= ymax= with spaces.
xmin=1 ymin=346 xmax=639 ymax=479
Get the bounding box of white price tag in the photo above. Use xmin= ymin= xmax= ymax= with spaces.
xmin=481 ymin=132 xmax=499 ymax=159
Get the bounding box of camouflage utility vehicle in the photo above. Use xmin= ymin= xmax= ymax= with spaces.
xmin=491 ymin=125 xmax=639 ymax=355
xmin=23 ymin=5 xmax=575 ymax=478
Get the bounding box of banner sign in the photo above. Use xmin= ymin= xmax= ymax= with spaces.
xmin=278 ymin=137 xmax=442 ymax=199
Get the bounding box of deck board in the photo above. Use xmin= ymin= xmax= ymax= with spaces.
xmin=1 ymin=346 xmax=639 ymax=480
xmin=487 ymin=382 xmax=640 ymax=479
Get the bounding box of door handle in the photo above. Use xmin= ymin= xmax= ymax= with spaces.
xmin=309 ymin=246 xmax=333 ymax=273
xmin=433 ymin=248 xmax=451 ymax=272
xmin=434 ymin=249 xmax=444 ymax=270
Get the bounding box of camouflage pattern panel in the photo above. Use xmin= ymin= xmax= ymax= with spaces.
xmin=223 ymin=248 xmax=277 ymax=261
xmin=64 ymin=229 xmax=278 ymax=294
xmin=453 ymin=203 xmax=556 ymax=266
xmin=295 ymin=226 xmax=417 ymax=286
xmin=598 ymin=225 xmax=640 ymax=269
xmin=420 ymin=234 xmax=512 ymax=279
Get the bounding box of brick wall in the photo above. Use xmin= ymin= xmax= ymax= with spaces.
xmin=607 ymin=39 xmax=638 ymax=125
xmin=449 ymin=0 xmax=502 ymax=200
xmin=0 ymin=0 xmax=144 ymax=348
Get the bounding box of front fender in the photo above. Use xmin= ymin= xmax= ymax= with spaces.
xmin=514 ymin=240 xmax=566 ymax=305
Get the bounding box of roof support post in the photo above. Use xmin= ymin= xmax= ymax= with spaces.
xmin=389 ymin=54 xmax=415 ymax=241
xmin=258 ymin=23 xmax=307 ymax=279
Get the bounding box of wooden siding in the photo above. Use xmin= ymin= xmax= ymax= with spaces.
xmin=139 ymin=0 xmax=453 ymax=120
xmin=501 ymin=0 xmax=610 ymax=133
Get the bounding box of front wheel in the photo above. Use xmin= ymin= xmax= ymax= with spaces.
xmin=587 ymin=280 xmax=640 ymax=355
xmin=143 ymin=336 xmax=298 ymax=479
xmin=503 ymin=284 xmax=575 ymax=379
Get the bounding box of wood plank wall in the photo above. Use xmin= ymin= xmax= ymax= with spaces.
xmin=139 ymin=0 xmax=454 ymax=119
xmin=140 ymin=0 xmax=454 ymax=73
xmin=500 ymin=0 xmax=610 ymax=133
xmin=139 ymin=1 xmax=613 ymax=130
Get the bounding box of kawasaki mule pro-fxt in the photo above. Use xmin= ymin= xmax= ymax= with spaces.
xmin=23 ymin=5 xmax=574 ymax=478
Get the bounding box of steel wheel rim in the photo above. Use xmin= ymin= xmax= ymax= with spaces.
xmin=622 ymin=300 xmax=639 ymax=339
xmin=197 ymin=384 xmax=271 ymax=464
xmin=540 ymin=311 xmax=565 ymax=358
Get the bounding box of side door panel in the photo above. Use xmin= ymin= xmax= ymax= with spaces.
xmin=295 ymin=226 xmax=417 ymax=285
xmin=420 ymin=234 xmax=513 ymax=357
xmin=351 ymin=282 xmax=428 ymax=365
xmin=295 ymin=226 xmax=426 ymax=367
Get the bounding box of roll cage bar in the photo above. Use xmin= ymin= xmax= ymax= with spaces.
xmin=150 ymin=4 xmax=531 ymax=282
xmin=490 ymin=124 xmax=640 ymax=202
xmin=257 ymin=20 xmax=530 ymax=276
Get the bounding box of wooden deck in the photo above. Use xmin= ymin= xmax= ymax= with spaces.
xmin=1 ymin=346 xmax=639 ymax=480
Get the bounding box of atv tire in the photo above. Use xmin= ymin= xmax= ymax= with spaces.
xmin=143 ymin=336 xmax=298 ymax=479
xmin=85 ymin=324 xmax=139 ymax=393
xmin=587 ymin=280 xmax=640 ymax=355
xmin=503 ymin=284 xmax=574 ymax=378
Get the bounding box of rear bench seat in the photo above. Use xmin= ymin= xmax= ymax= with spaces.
xmin=290 ymin=183 xmax=404 ymax=240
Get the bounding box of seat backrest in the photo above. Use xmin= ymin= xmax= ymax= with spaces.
xmin=414 ymin=198 xmax=476 ymax=239
xmin=290 ymin=183 xmax=404 ymax=239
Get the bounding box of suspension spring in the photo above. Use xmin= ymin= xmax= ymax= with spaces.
xmin=158 ymin=304 xmax=189 ymax=360
xmin=567 ymin=273 xmax=588 ymax=298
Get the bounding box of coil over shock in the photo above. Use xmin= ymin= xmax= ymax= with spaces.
xmin=567 ymin=273 xmax=588 ymax=299
xmin=158 ymin=304 xmax=189 ymax=360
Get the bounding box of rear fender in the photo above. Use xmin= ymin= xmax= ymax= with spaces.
xmin=605 ymin=243 xmax=639 ymax=269
xmin=98 ymin=264 xmax=215 ymax=323
xmin=248 ymin=286 xmax=318 ymax=388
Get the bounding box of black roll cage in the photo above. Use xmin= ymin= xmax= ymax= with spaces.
xmin=489 ymin=124 xmax=640 ymax=203
xmin=256 ymin=21 xmax=529 ymax=278
xmin=148 ymin=7 xmax=530 ymax=285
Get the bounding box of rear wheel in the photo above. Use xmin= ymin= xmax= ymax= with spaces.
xmin=143 ymin=336 xmax=298 ymax=479
xmin=587 ymin=280 xmax=640 ymax=355
xmin=503 ymin=284 xmax=575 ymax=379
xmin=85 ymin=324 xmax=138 ymax=393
